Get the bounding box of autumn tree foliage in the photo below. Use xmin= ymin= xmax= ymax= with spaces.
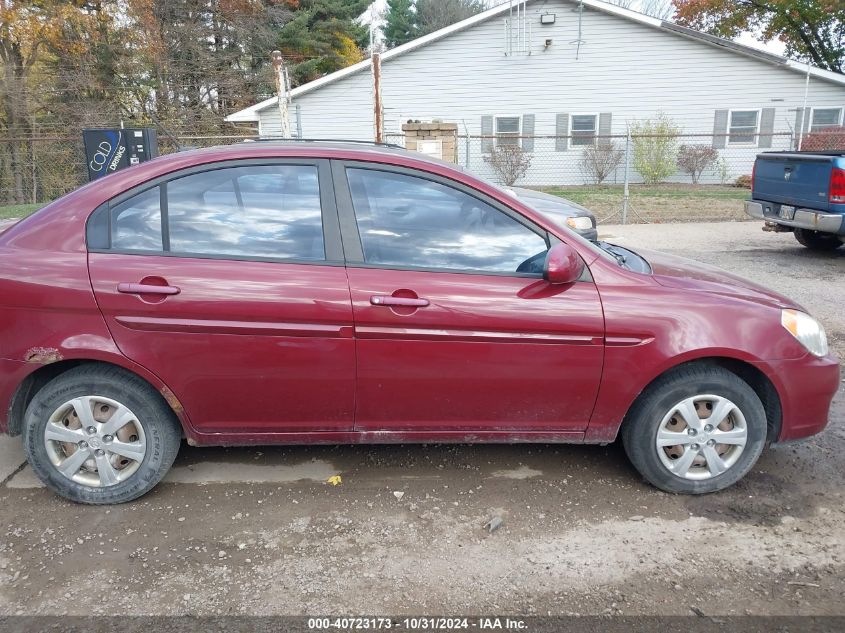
xmin=276 ymin=0 xmax=370 ymax=85
xmin=0 ymin=0 xmax=372 ymax=203
xmin=673 ymin=0 xmax=845 ymax=73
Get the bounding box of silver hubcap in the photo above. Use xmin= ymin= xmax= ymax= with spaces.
xmin=655 ymin=394 xmax=748 ymax=480
xmin=43 ymin=396 xmax=147 ymax=487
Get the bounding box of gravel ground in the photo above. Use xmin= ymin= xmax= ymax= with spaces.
xmin=0 ymin=221 xmax=843 ymax=617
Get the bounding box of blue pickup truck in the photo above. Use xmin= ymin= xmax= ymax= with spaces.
xmin=745 ymin=151 xmax=845 ymax=251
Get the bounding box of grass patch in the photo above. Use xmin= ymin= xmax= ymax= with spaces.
xmin=0 ymin=203 xmax=46 ymax=220
xmin=536 ymin=184 xmax=752 ymax=224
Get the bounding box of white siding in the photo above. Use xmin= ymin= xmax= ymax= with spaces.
xmin=257 ymin=0 xmax=845 ymax=185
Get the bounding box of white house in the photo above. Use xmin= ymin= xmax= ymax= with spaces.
xmin=227 ymin=0 xmax=845 ymax=185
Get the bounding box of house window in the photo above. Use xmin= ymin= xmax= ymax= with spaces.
xmin=810 ymin=108 xmax=843 ymax=132
xmin=728 ymin=110 xmax=760 ymax=145
xmin=495 ymin=116 xmax=521 ymax=146
xmin=571 ymin=115 xmax=598 ymax=146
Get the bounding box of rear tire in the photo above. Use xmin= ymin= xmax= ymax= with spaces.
xmin=621 ymin=365 xmax=766 ymax=494
xmin=794 ymin=228 xmax=843 ymax=251
xmin=23 ymin=365 xmax=181 ymax=504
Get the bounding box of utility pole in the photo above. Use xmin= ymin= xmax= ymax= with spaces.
xmin=798 ymin=60 xmax=811 ymax=150
xmin=271 ymin=50 xmax=292 ymax=138
xmin=372 ymin=52 xmax=383 ymax=143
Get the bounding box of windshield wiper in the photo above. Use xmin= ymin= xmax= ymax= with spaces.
xmin=595 ymin=241 xmax=627 ymax=266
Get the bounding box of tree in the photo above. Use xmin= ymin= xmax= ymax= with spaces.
xmin=673 ymin=0 xmax=845 ymax=73
xmin=276 ymin=0 xmax=369 ymax=86
xmin=0 ymin=1 xmax=104 ymax=203
xmin=383 ymin=0 xmax=416 ymax=48
xmin=641 ymin=0 xmax=675 ymax=19
xmin=484 ymin=144 xmax=532 ymax=186
xmin=630 ymin=112 xmax=680 ymax=185
xmin=580 ymin=142 xmax=624 ymax=184
xmin=677 ymin=144 xmax=718 ymax=184
xmin=608 ymin=0 xmax=674 ymax=19
xmin=415 ymin=0 xmax=486 ymax=37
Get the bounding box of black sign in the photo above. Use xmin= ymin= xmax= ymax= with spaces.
xmin=82 ymin=128 xmax=158 ymax=182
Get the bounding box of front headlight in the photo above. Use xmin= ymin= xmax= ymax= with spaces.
xmin=781 ymin=309 xmax=828 ymax=357
xmin=566 ymin=216 xmax=593 ymax=231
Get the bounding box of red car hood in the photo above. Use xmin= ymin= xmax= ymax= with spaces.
xmin=638 ymin=247 xmax=801 ymax=310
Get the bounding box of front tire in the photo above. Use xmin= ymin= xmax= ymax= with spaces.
xmin=23 ymin=365 xmax=181 ymax=504
xmin=621 ymin=365 xmax=767 ymax=494
xmin=794 ymin=228 xmax=843 ymax=251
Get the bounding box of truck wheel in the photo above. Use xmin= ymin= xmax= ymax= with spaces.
xmin=794 ymin=228 xmax=843 ymax=251
xmin=23 ymin=365 xmax=181 ymax=504
xmin=621 ymin=365 xmax=767 ymax=494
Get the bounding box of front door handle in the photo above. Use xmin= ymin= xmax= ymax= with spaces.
xmin=370 ymin=295 xmax=430 ymax=308
xmin=118 ymin=282 xmax=181 ymax=296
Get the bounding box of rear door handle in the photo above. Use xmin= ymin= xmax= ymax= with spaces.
xmin=118 ymin=283 xmax=181 ymax=296
xmin=370 ymin=295 xmax=430 ymax=307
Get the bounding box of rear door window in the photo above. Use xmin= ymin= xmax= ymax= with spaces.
xmin=166 ymin=165 xmax=324 ymax=260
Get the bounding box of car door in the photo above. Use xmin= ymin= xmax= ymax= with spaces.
xmin=333 ymin=161 xmax=605 ymax=433
xmin=87 ymin=159 xmax=355 ymax=436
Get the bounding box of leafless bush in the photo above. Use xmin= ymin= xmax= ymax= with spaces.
xmin=484 ymin=145 xmax=532 ymax=186
xmin=580 ymin=141 xmax=624 ymax=184
xmin=677 ymin=144 xmax=719 ymax=184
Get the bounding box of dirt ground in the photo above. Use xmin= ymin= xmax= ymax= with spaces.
xmin=0 ymin=221 xmax=843 ymax=617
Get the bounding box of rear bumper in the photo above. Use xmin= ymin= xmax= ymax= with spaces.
xmin=754 ymin=353 xmax=841 ymax=443
xmin=745 ymin=200 xmax=845 ymax=235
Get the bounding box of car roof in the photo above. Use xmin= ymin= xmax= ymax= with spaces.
xmin=172 ymin=139 xmax=430 ymax=163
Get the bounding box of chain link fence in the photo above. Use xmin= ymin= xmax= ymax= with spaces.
xmin=383 ymin=131 xmax=794 ymax=224
xmin=0 ymin=132 xmax=259 ymax=208
xmin=2 ymin=129 xmax=789 ymax=225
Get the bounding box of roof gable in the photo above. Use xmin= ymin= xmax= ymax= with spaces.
xmin=226 ymin=0 xmax=845 ymax=123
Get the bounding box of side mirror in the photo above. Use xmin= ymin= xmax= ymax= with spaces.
xmin=544 ymin=242 xmax=584 ymax=285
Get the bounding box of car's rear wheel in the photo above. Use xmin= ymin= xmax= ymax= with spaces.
xmin=621 ymin=365 xmax=767 ymax=494
xmin=794 ymin=228 xmax=843 ymax=251
xmin=23 ymin=365 xmax=181 ymax=504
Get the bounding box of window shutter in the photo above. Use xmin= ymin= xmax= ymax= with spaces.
xmin=521 ymin=114 xmax=535 ymax=152
xmin=713 ymin=110 xmax=729 ymax=149
xmin=758 ymin=107 xmax=776 ymax=148
xmin=555 ymin=114 xmax=569 ymax=151
xmin=481 ymin=115 xmax=494 ymax=153
xmin=598 ymin=112 xmax=613 ymax=139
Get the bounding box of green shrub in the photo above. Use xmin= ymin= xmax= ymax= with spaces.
xmin=631 ymin=112 xmax=680 ymax=185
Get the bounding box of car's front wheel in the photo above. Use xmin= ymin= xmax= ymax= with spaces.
xmin=621 ymin=365 xmax=767 ymax=494
xmin=23 ymin=365 xmax=181 ymax=504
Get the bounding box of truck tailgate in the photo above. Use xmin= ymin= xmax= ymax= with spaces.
xmin=752 ymin=153 xmax=838 ymax=212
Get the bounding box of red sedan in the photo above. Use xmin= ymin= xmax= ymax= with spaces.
xmin=0 ymin=141 xmax=839 ymax=503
